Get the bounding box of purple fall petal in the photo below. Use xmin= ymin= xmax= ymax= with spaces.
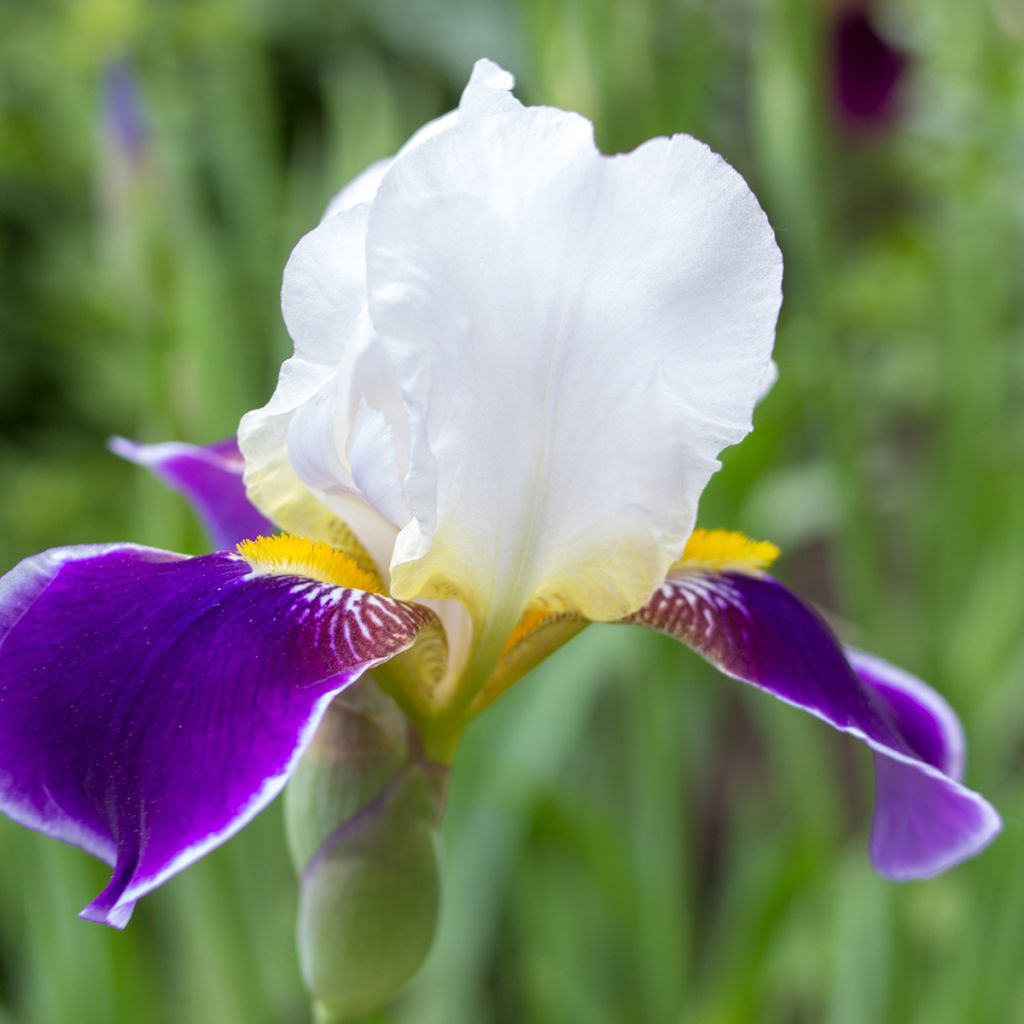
xmin=110 ymin=437 xmax=273 ymax=548
xmin=847 ymin=649 xmax=995 ymax=878
xmin=628 ymin=572 xmax=1000 ymax=879
xmin=0 ymin=545 xmax=435 ymax=927
xmin=848 ymin=648 xmax=964 ymax=780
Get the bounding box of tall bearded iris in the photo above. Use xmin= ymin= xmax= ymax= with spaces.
xmin=0 ymin=60 xmax=999 ymax=1017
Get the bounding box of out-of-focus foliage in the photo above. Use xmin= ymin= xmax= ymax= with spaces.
xmin=1 ymin=0 xmax=1022 ymax=1021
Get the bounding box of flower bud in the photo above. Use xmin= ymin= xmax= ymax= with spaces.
xmin=285 ymin=681 xmax=447 ymax=1022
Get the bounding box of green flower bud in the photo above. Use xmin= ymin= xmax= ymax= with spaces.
xmin=285 ymin=681 xmax=448 ymax=1023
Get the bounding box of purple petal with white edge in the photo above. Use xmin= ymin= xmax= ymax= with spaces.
xmin=845 ymin=648 xmax=997 ymax=878
xmin=0 ymin=544 xmax=435 ymax=927
xmin=627 ymin=571 xmax=1000 ymax=879
xmin=110 ymin=436 xmax=273 ymax=549
xmin=848 ymin=648 xmax=964 ymax=781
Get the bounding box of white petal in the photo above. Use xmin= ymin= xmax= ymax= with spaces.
xmin=280 ymin=205 xmax=369 ymax=364
xmin=366 ymin=103 xmax=782 ymax=623
xmin=322 ymin=157 xmax=393 ymax=220
xmin=243 ymin=58 xmax=520 ymax=574
xmin=757 ymin=359 xmax=779 ymax=404
xmin=320 ymin=59 xmax=516 ymax=220
xmin=238 ymin=205 xmax=400 ymax=575
xmin=347 ymin=399 xmax=411 ymax=529
xmin=457 ymin=58 xmax=518 ymax=117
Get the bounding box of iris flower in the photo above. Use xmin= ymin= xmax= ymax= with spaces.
xmin=0 ymin=61 xmax=999 ymax=943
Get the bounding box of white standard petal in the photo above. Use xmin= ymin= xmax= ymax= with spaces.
xmin=242 ymin=58 xmax=520 ymax=571
xmin=322 ymin=157 xmax=394 ymax=220
xmin=366 ymin=102 xmax=783 ymax=627
xmin=237 ymin=204 xmax=401 ymax=575
xmin=347 ymin=399 xmax=411 ymax=529
xmin=321 ymin=59 xmax=517 ymax=220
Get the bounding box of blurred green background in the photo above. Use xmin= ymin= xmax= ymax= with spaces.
xmin=1 ymin=0 xmax=1022 ymax=1020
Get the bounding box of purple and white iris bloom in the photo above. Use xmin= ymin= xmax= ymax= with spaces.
xmin=0 ymin=58 xmax=999 ymax=955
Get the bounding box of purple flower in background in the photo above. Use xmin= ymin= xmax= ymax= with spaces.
xmin=833 ymin=3 xmax=907 ymax=128
xmin=103 ymin=60 xmax=147 ymax=163
xmin=0 ymin=56 xmax=999 ymax=1016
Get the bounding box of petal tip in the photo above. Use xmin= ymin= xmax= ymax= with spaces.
xmin=468 ymin=57 xmax=515 ymax=92
xmin=870 ymin=767 xmax=1003 ymax=882
xmin=107 ymin=434 xmax=139 ymax=460
xmin=79 ymin=894 xmax=136 ymax=930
